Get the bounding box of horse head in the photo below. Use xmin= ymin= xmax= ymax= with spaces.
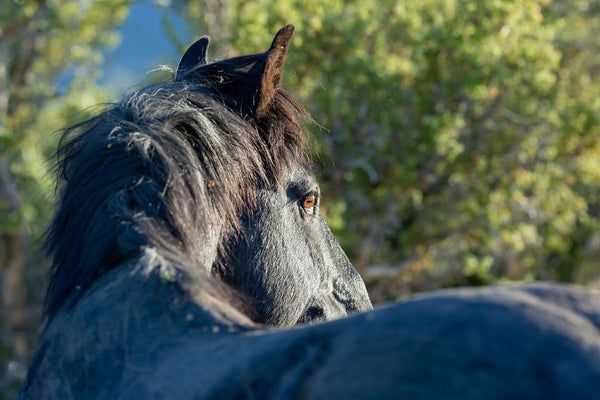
xmin=43 ymin=25 xmax=370 ymax=327
xmin=175 ymin=25 xmax=372 ymax=325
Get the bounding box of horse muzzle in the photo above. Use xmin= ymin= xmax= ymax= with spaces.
xmin=296 ymin=281 xmax=372 ymax=325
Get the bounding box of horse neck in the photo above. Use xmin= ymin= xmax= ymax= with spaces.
xmin=48 ymin=247 xmax=255 ymax=334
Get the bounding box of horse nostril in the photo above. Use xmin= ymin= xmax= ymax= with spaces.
xmin=332 ymin=277 xmax=372 ymax=312
xmin=333 ymin=292 xmax=358 ymax=313
xmin=332 ymin=279 xmax=360 ymax=312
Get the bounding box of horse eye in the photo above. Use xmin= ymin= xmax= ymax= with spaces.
xmin=302 ymin=194 xmax=316 ymax=211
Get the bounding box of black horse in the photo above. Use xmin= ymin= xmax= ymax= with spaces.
xmin=20 ymin=26 xmax=600 ymax=399
xmin=42 ymin=25 xmax=372 ymax=327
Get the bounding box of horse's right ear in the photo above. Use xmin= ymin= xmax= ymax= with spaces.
xmin=175 ymin=36 xmax=210 ymax=81
xmin=253 ymin=24 xmax=294 ymax=117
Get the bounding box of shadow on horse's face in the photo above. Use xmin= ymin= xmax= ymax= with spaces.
xmin=228 ymin=162 xmax=373 ymax=326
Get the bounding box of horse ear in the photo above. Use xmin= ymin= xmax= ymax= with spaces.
xmin=174 ymin=26 xmax=294 ymax=118
xmin=176 ymin=36 xmax=210 ymax=81
xmin=254 ymin=24 xmax=295 ymax=117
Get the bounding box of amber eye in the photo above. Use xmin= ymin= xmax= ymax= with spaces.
xmin=302 ymin=194 xmax=316 ymax=210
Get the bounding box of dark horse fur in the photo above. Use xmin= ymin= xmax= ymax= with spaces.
xmin=20 ymin=26 xmax=600 ymax=399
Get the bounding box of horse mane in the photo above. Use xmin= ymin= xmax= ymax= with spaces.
xmin=44 ymin=74 xmax=309 ymax=320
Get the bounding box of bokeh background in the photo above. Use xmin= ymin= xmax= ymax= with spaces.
xmin=2 ymin=0 xmax=600 ymax=396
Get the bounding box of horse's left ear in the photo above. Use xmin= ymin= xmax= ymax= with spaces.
xmin=254 ymin=24 xmax=295 ymax=117
xmin=176 ymin=36 xmax=210 ymax=81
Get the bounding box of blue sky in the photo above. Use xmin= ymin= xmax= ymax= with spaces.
xmin=100 ymin=0 xmax=186 ymax=96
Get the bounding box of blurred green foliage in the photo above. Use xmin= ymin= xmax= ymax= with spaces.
xmin=1 ymin=0 xmax=132 ymax=247
xmin=170 ymin=0 xmax=600 ymax=299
